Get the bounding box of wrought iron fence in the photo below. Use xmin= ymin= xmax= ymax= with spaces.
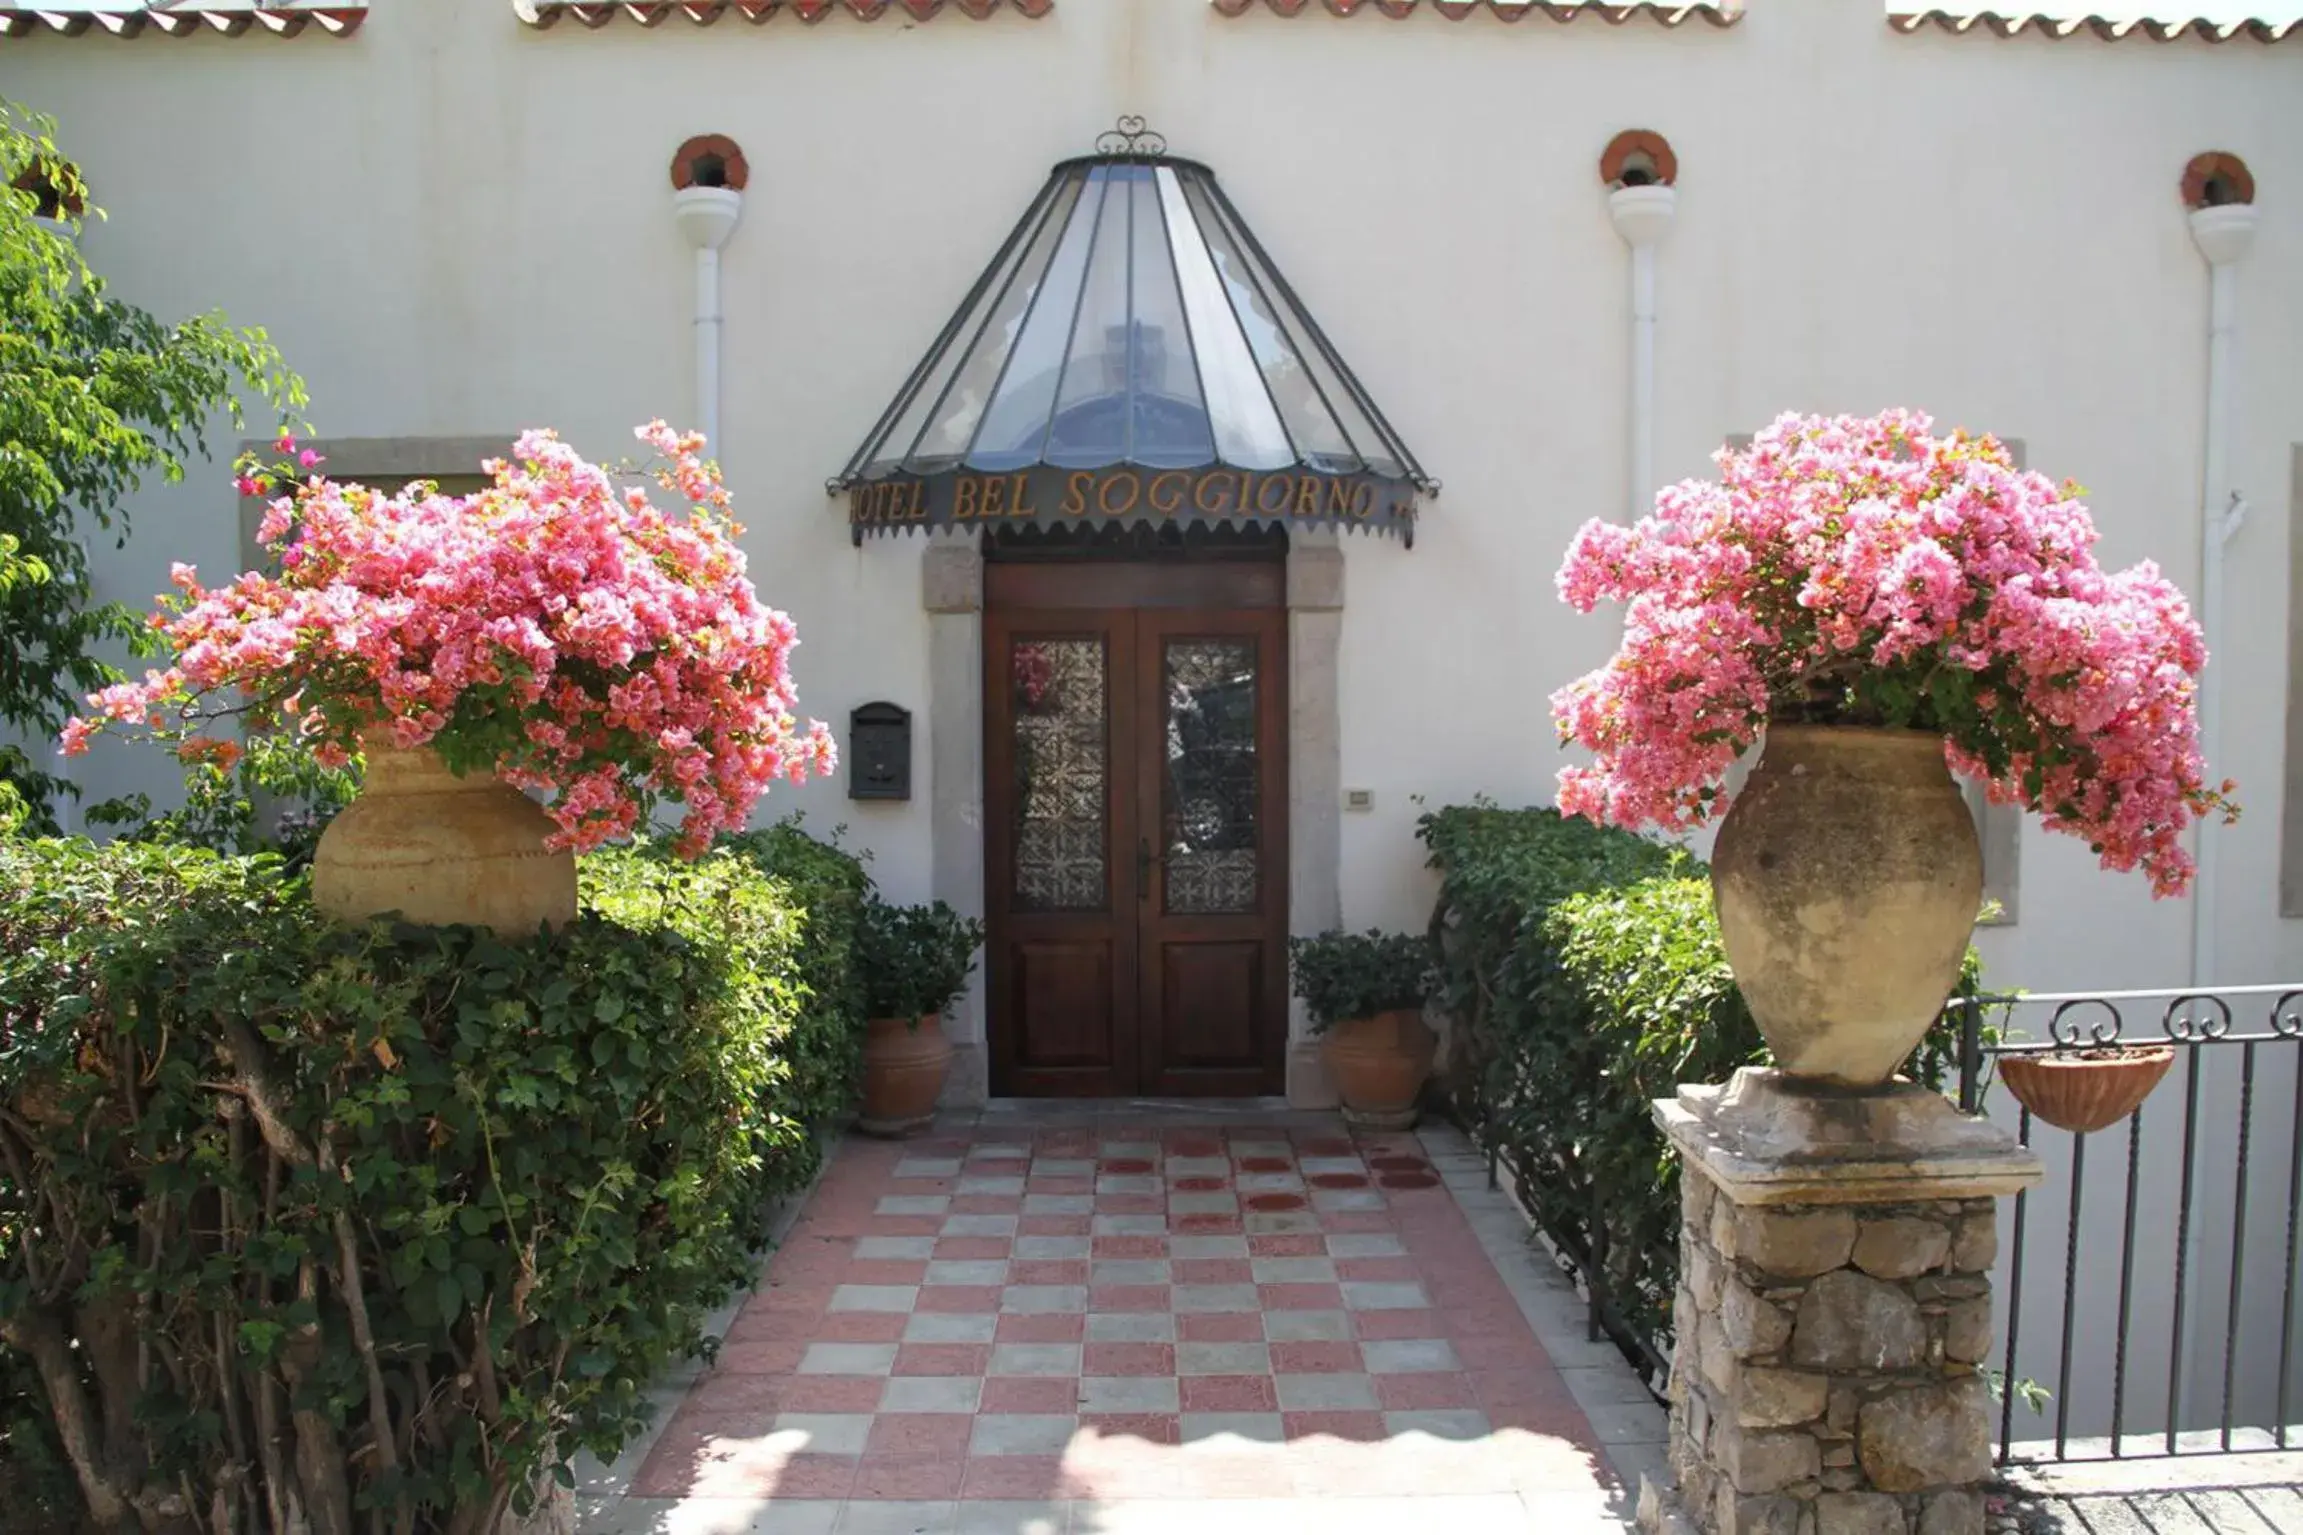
xmin=1955 ymin=985 xmax=2303 ymax=1464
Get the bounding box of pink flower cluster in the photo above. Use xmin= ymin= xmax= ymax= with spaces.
xmin=68 ymin=423 xmax=835 ymax=857
xmin=1551 ymin=410 xmax=2234 ymax=897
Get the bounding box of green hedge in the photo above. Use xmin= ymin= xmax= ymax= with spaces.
xmin=0 ymin=822 xmax=861 ymax=1533
xmin=1420 ymin=804 xmax=1973 ymax=1365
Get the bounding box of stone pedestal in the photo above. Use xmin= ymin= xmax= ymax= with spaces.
xmin=1641 ymin=1069 xmax=2042 ymax=1535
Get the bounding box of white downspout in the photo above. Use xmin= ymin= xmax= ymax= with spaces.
xmin=673 ymin=186 xmax=743 ymax=456
xmin=2187 ymin=201 xmax=2257 ymax=991
xmin=2173 ymin=197 xmax=2255 ymax=1441
xmin=1608 ymin=183 xmax=1676 ymax=521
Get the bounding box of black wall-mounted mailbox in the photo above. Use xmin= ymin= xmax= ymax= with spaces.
xmin=848 ymin=701 xmax=912 ymax=801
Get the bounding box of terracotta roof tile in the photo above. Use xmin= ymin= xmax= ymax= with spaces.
xmin=513 ymin=0 xmax=1050 ymax=25
xmin=1210 ymin=0 xmax=1741 ymax=22
xmin=1886 ymin=10 xmax=2302 ymax=42
xmin=0 ymin=3 xmax=364 ymax=37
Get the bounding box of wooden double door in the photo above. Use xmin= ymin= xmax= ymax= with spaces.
xmin=985 ymin=558 xmax=1288 ymax=1098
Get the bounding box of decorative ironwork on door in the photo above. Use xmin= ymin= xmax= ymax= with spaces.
xmin=1010 ymin=638 xmax=1108 ymax=912
xmin=1161 ymin=638 xmax=1259 ymax=915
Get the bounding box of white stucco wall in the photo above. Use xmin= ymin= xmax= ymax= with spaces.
xmin=8 ymin=0 xmax=2300 ymax=991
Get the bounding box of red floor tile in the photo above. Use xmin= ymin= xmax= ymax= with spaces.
xmin=893 ymin=1343 xmax=991 ymax=1376
xmin=813 ymin=1312 xmax=910 ymax=1344
xmin=1282 ymin=1410 xmax=1387 ymax=1442
xmin=762 ymin=1452 xmax=862 ymax=1500
xmin=996 ymin=1312 xmax=1086 ymax=1343
xmin=842 ymin=1258 xmax=928 ymax=1284
xmin=1171 ymin=1258 xmax=1253 ymax=1285
xmin=1176 ymin=1312 xmax=1263 ymax=1343
xmin=915 ymin=1285 xmax=1003 ymax=1313
xmin=1019 ymin=1214 xmax=1093 ymax=1236
xmin=1336 ymin=1256 xmax=1420 ymax=1283
xmin=1093 ymin=1234 xmax=1166 ymax=1259
xmin=864 ymin=1414 xmax=975 ymax=1458
xmin=1269 ymin=1340 xmax=1361 ymax=1374
xmin=959 ymin=1456 xmax=1076 ymax=1499
xmin=719 ymin=1309 xmax=819 ymax=1343
xmin=1009 ymin=1259 xmax=1089 ymax=1285
xmin=680 ymin=1372 xmax=789 ymax=1415
xmin=852 ymin=1456 xmax=965 ymax=1499
xmin=774 ymin=1376 xmax=887 ymax=1413
xmin=1375 ymin=1372 xmax=1479 ymax=1410
xmin=1079 ymin=1411 xmax=1182 ymax=1444
xmin=979 ymin=1376 xmax=1079 ymax=1413
xmin=1083 ymin=1341 xmax=1175 ymax=1376
xmin=710 ymin=1338 xmax=809 ymax=1372
xmin=755 ymin=1282 xmax=837 ymax=1313
xmin=867 ymin=1216 xmax=945 ymax=1237
xmin=1178 ymin=1374 xmax=1278 ymax=1411
xmin=934 ymin=1236 xmax=1014 ymax=1260
xmin=1352 ymin=1309 xmax=1445 ymax=1342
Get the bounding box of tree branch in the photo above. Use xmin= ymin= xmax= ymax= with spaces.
xmin=0 ymin=1305 xmax=132 ymax=1528
xmin=316 ymin=1140 xmax=398 ymax=1482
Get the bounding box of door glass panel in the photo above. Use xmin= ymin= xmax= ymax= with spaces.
xmin=1162 ymin=638 xmax=1258 ymax=915
xmin=1012 ymin=637 xmax=1109 ymax=911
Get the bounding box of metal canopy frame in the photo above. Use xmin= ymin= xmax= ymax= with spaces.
xmin=834 ymin=119 xmax=1435 ymax=545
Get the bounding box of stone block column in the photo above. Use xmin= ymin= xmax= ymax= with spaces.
xmin=1642 ymin=1069 xmax=2042 ymax=1535
xmin=923 ymin=539 xmax=988 ymax=1106
xmin=1284 ymin=535 xmax=1344 ymax=1109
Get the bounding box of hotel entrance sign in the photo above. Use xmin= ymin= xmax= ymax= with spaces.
xmin=845 ymin=465 xmax=1420 ymax=540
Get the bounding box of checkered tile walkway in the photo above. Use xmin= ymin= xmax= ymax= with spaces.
xmin=603 ymin=1116 xmax=1631 ymax=1532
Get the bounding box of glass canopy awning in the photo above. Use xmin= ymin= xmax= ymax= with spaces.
xmin=833 ymin=120 xmax=1435 ymax=545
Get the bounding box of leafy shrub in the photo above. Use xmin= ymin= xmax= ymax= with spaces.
xmin=1418 ymin=803 xmax=1675 ymax=1111
xmin=714 ymin=819 xmax=870 ymax=1149
xmin=0 ymin=827 xmax=854 ymax=1532
xmin=1420 ymin=803 xmax=1975 ymax=1362
xmin=84 ymin=727 xmax=358 ymax=869
xmin=1288 ymin=930 xmax=1434 ymax=1032
xmin=858 ymin=898 xmax=984 ymax=1024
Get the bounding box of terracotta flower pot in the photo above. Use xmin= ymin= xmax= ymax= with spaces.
xmin=1321 ymin=1009 xmax=1437 ymax=1131
xmin=312 ymin=741 xmax=577 ymax=936
xmin=860 ymin=1013 xmax=953 ymax=1137
xmin=1996 ymin=1046 xmax=2176 ymax=1135
xmin=1712 ymin=726 xmax=1982 ymax=1089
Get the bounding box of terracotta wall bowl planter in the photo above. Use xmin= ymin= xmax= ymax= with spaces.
xmin=1322 ymin=1009 xmax=1437 ymax=1131
xmin=1995 ymin=1045 xmax=2176 ymax=1135
xmin=1712 ymin=725 xmax=1982 ymax=1089
xmin=312 ymin=741 xmax=577 ymax=936
xmin=859 ymin=1013 xmax=953 ymax=1137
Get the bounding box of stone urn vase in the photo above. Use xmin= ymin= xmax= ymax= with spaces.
xmin=1322 ymin=1010 xmax=1438 ymax=1131
xmin=1711 ymin=725 xmax=1981 ymax=1089
xmin=859 ymin=1014 xmax=953 ymax=1137
xmin=312 ymin=740 xmax=577 ymax=936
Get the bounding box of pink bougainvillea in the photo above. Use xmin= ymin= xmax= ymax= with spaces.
xmin=1550 ymin=410 xmax=2234 ymax=897
xmin=67 ymin=423 xmax=835 ymax=857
